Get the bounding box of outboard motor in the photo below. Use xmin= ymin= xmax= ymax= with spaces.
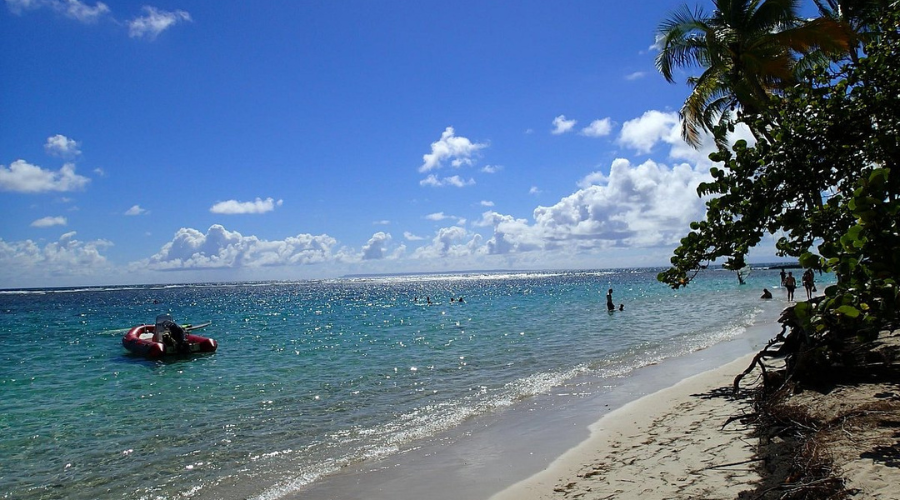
xmin=155 ymin=314 xmax=188 ymax=353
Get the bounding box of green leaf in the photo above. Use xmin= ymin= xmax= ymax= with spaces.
xmin=835 ymin=305 xmax=861 ymax=318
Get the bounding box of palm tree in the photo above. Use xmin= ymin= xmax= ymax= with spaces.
xmin=813 ymin=0 xmax=889 ymax=60
xmin=656 ymin=0 xmax=852 ymax=148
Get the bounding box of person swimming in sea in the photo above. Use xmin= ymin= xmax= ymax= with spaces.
xmin=606 ymin=289 xmax=615 ymax=312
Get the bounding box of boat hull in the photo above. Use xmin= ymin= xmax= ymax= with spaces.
xmin=122 ymin=324 xmax=217 ymax=358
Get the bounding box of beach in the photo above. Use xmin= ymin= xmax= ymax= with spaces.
xmin=491 ymin=352 xmax=762 ymax=500
xmin=490 ymin=332 xmax=900 ymax=500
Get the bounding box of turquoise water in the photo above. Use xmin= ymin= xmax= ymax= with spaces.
xmin=0 ymin=267 xmax=803 ymax=500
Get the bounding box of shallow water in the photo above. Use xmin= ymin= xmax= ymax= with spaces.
xmin=0 ymin=267 xmax=807 ymax=499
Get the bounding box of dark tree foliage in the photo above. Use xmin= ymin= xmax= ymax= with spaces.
xmin=659 ymin=4 xmax=899 ymax=350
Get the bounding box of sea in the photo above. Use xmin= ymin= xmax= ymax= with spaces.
xmin=0 ymin=266 xmax=816 ymax=500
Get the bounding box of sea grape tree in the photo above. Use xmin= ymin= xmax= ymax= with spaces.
xmin=658 ymin=3 xmax=899 ymax=342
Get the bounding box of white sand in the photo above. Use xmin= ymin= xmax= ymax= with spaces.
xmin=491 ymin=353 xmax=762 ymax=500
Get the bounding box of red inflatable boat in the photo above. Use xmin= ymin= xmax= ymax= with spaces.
xmin=123 ymin=314 xmax=217 ymax=358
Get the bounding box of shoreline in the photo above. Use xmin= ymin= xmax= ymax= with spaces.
xmin=490 ymin=352 xmax=762 ymax=500
xmin=276 ymin=301 xmax=784 ymax=500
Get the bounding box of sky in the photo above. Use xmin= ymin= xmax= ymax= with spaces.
xmin=0 ymin=0 xmax=788 ymax=289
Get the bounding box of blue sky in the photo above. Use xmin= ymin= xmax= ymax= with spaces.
xmin=0 ymin=0 xmax=785 ymax=288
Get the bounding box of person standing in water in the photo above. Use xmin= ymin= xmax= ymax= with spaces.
xmin=606 ymin=289 xmax=615 ymax=312
xmin=784 ymin=272 xmax=797 ymax=301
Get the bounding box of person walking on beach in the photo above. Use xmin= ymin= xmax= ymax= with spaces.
xmin=802 ymin=269 xmax=815 ymax=300
xmin=606 ymin=289 xmax=615 ymax=312
xmin=784 ymin=272 xmax=797 ymax=301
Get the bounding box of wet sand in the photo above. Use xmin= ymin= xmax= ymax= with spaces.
xmin=491 ymin=353 xmax=761 ymax=500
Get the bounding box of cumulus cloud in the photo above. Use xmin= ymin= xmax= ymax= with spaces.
xmin=533 ymin=158 xmax=710 ymax=247
xmin=44 ymin=134 xmax=81 ymax=158
xmin=419 ymin=126 xmax=487 ymax=173
xmin=475 ymin=158 xmax=711 ymax=256
xmin=0 ymin=160 xmax=90 ymax=193
xmin=551 ymin=115 xmax=577 ymax=135
xmin=128 ymin=6 xmax=191 ymax=40
xmin=145 ymin=224 xmax=338 ymax=270
xmin=477 ymin=212 xmax=543 ymax=255
xmin=618 ymin=110 xmax=681 ymax=154
xmin=481 ymin=164 xmax=502 ymax=174
xmin=480 ymin=200 xmax=495 ymax=207
xmin=124 ymin=205 xmax=147 ymax=216
xmin=580 ymin=118 xmax=613 ymax=138
xmin=31 ymin=216 xmax=67 ymax=227
xmin=209 ymin=197 xmax=283 ymax=215
xmin=410 ymin=226 xmax=482 ymax=260
xmin=577 ymin=171 xmax=609 ymax=189
xmin=529 ymin=186 xmax=541 ymax=195
xmin=361 ymin=232 xmax=391 ymax=260
xmin=617 ymin=109 xmax=755 ymax=165
xmin=404 ymin=231 xmax=425 ymax=241
xmin=0 ymin=232 xmax=112 ymax=280
xmin=419 ymin=174 xmax=475 ymax=188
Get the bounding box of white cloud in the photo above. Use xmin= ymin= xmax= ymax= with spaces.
xmin=0 ymin=160 xmax=90 ymax=193
xmin=124 ymin=205 xmax=147 ymax=216
xmin=5 ymin=0 xmax=41 ymax=14
xmin=6 ymin=0 xmax=109 ymax=22
xmin=145 ymin=224 xmax=338 ymax=270
xmin=551 ymin=115 xmax=577 ymax=135
xmin=209 ymin=197 xmax=283 ymax=215
xmin=481 ymin=164 xmax=502 ymax=174
xmin=128 ymin=6 xmax=191 ymax=40
xmin=361 ymin=232 xmax=391 ymax=260
xmin=373 ymin=220 xmax=390 ymax=226
xmin=625 ymin=71 xmax=647 ymax=81
xmin=60 ymin=0 xmax=109 ymax=22
xmin=529 ymin=186 xmax=541 ymax=195
xmin=31 ymin=216 xmax=67 ymax=227
xmin=403 ymin=231 xmax=425 ymax=241
xmin=480 ymin=200 xmax=495 ymax=207
xmin=425 ymin=212 xmax=451 ymax=221
xmin=419 ymin=174 xmax=475 ymax=188
xmin=618 ymin=110 xmax=680 ymax=154
xmin=617 ymin=109 xmax=755 ymax=165
xmin=44 ymin=134 xmax=81 ymax=158
xmin=577 ymin=171 xmax=609 ymax=189
xmin=532 ymin=158 xmax=710 ymax=247
xmin=474 ymin=158 xmax=711 ymax=257
xmin=0 ymin=232 xmax=112 ymax=282
xmin=476 ymin=211 xmax=543 ymax=255
xmin=580 ymin=118 xmax=613 ymax=138
xmin=419 ymin=126 xmax=487 ymax=173
xmin=410 ymin=226 xmax=482 ymax=260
